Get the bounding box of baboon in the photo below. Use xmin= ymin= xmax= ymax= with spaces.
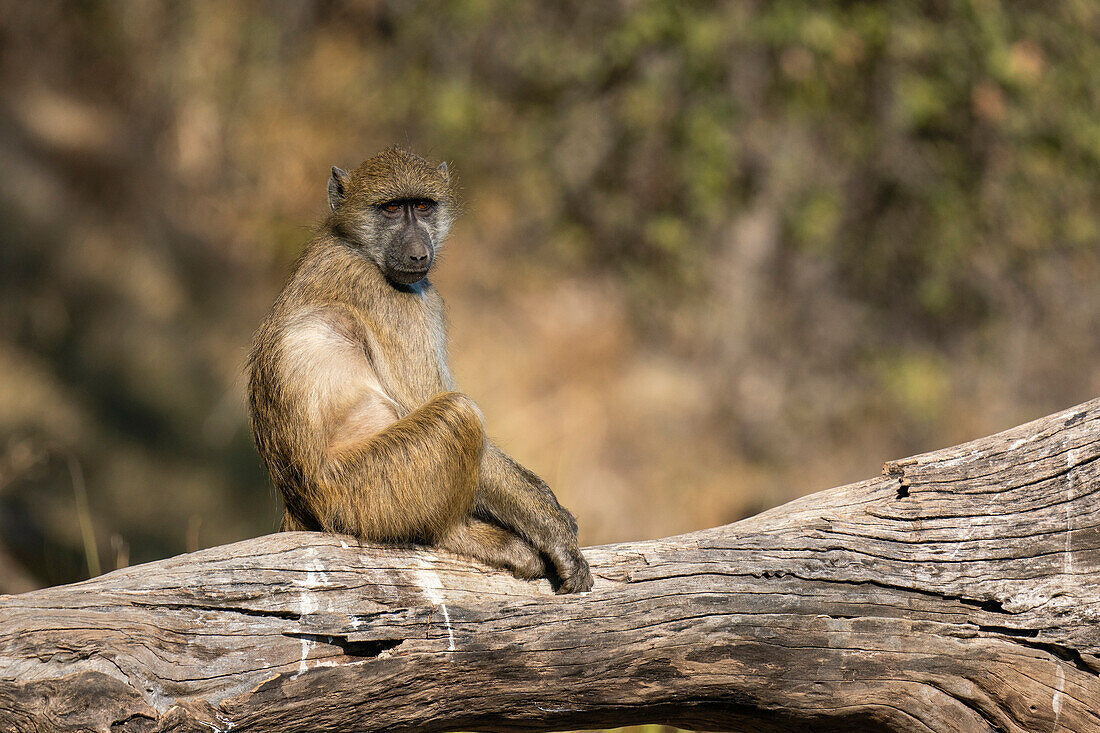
xmin=248 ymin=148 xmax=593 ymax=593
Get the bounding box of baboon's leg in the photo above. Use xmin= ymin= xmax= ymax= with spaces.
xmin=440 ymin=518 xmax=546 ymax=580
xmin=475 ymin=444 xmax=593 ymax=593
xmin=315 ymin=391 xmax=486 ymax=543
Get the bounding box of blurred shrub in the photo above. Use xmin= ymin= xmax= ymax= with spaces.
xmin=0 ymin=0 xmax=1097 ymax=589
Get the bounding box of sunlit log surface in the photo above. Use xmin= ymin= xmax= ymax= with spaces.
xmin=1 ymin=399 xmax=1099 ymax=733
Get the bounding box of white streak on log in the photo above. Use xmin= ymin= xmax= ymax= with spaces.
xmin=292 ymin=549 xmax=324 ymax=679
xmin=1054 ymin=665 xmax=1066 ymax=731
xmin=198 ymin=716 xmax=235 ymax=733
xmin=415 ymin=554 xmax=455 ymax=651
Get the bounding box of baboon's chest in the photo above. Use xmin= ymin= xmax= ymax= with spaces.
xmin=364 ymin=289 xmax=449 ymax=407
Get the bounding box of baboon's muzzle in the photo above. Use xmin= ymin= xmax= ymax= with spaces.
xmin=386 ymin=225 xmax=434 ymax=284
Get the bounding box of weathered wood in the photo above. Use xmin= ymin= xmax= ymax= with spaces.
xmin=2 ymin=400 xmax=1099 ymax=733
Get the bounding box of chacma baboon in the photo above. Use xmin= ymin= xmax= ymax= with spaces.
xmin=248 ymin=148 xmax=593 ymax=593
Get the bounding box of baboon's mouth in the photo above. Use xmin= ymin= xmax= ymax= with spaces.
xmin=388 ymin=267 xmax=430 ymax=284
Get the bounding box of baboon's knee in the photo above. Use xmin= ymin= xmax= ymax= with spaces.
xmin=441 ymin=519 xmax=546 ymax=580
xmin=506 ymin=541 xmax=547 ymax=580
xmin=428 ymin=391 xmax=486 ymax=450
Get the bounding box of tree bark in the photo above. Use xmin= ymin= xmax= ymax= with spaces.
xmin=2 ymin=400 xmax=1099 ymax=733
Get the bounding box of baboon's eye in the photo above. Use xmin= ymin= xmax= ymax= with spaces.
xmin=380 ymin=201 xmax=401 ymax=214
xmin=414 ymin=200 xmax=435 ymax=213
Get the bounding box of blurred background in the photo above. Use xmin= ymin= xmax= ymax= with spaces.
xmin=1 ymin=1 xmax=1099 ymax=595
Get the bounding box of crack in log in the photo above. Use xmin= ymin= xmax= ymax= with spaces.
xmin=110 ymin=712 xmax=156 ymax=731
xmin=634 ymin=566 xmax=1018 ymax=617
xmin=281 ymin=632 xmax=403 ymax=659
xmin=1065 ymin=410 xmax=1089 ymax=428
xmin=976 ymin=625 xmax=1100 ymax=677
xmin=964 ymin=598 xmax=1007 ymax=613
xmin=772 ymin=574 xmax=1014 ymax=615
xmin=128 ymin=601 xmax=303 ymax=621
xmin=630 ymin=568 xmax=1021 ymax=625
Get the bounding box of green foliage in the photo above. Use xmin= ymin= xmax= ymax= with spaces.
xmin=2 ymin=0 xmax=1098 ymax=593
xmin=277 ymin=0 xmax=1098 ymax=343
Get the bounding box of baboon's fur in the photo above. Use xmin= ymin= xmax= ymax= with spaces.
xmin=248 ymin=149 xmax=592 ymax=592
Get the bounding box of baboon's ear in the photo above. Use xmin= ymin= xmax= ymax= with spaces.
xmin=328 ymin=166 xmax=349 ymax=211
xmin=437 ymin=161 xmax=449 ymax=184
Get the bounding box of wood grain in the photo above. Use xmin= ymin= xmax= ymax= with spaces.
xmin=2 ymin=399 xmax=1099 ymax=732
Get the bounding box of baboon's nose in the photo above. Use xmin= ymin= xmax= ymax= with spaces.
xmin=400 ymin=226 xmax=432 ymax=271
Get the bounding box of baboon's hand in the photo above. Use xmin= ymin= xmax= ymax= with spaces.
xmin=551 ymin=543 xmax=593 ymax=594
xmin=540 ymin=499 xmax=589 ymax=591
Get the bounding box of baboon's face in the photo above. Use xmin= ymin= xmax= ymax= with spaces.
xmin=327 ymin=150 xmax=457 ymax=286
xmin=357 ymin=198 xmax=447 ymax=285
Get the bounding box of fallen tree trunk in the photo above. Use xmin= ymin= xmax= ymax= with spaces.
xmin=2 ymin=400 xmax=1099 ymax=733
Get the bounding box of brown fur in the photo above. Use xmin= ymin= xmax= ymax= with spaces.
xmin=248 ymin=149 xmax=592 ymax=592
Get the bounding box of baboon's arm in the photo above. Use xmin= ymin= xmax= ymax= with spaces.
xmin=475 ymin=444 xmax=593 ymax=593
xmin=319 ymin=391 xmax=485 ymax=542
